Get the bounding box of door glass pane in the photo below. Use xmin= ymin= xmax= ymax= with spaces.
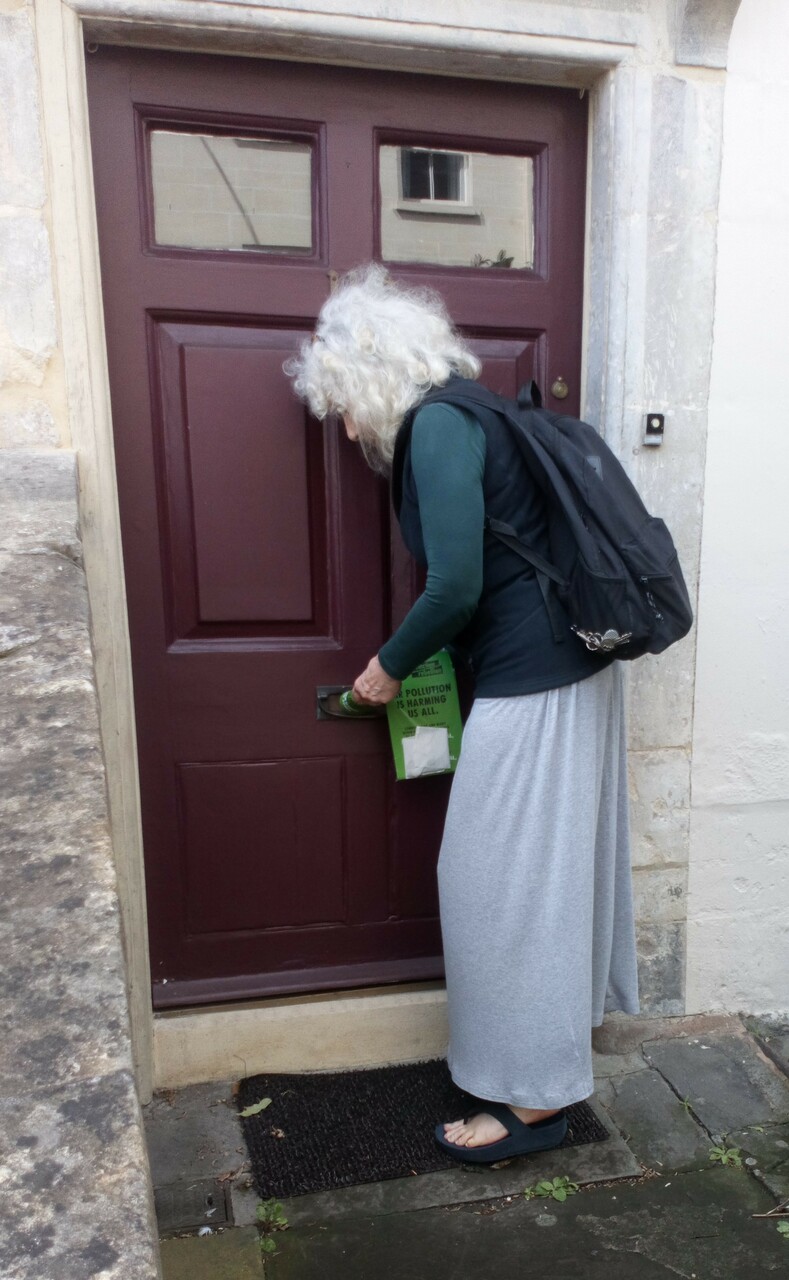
xmin=150 ymin=131 xmax=313 ymax=253
xmin=380 ymin=144 xmax=534 ymax=270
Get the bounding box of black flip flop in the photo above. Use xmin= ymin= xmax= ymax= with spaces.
xmin=435 ymin=1101 xmax=567 ymax=1164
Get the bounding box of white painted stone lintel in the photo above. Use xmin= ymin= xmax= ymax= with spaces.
xmin=69 ymin=0 xmax=636 ymax=86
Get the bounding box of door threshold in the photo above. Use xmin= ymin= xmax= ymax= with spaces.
xmin=152 ymin=981 xmax=448 ymax=1090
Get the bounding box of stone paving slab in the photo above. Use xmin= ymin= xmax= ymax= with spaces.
xmin=145 ymin=1083 xmax=247 ymax=1187
xmin=267 ymin=1100 xmax=640 ymax=1229
xmin=263 ymin=1168 xmax=788 ymax=1280
xmin=160 ymin=1227 xmax=263 ymax=1280
xmin=730 ymin=1122 xmax=789 ymax=1200
xmin=146 ymin=1020 xmax=789 ymax=1245
xmin=643 ymin=1032 xmax=789 ymax=1135
xmin=146 ymin=1084 xmax=640 ymax=1232
xmin=596 ymin=1066 xmax=712 ymax=1172
xmin=592 ymin=1012 xmax=743 ymax=1056
xmin=0 ymin=1070 xmax=159 ymax=1280
xmin=145 ymin=1082 xmax=254 ymax=1235
xmin=745 ymin=1017 xmax=789 ymax=1081
xmin=756 ymin=1166 xmax=789 ymax=1202
xmin=591 ymin=1047 xmax=649 ymax=1079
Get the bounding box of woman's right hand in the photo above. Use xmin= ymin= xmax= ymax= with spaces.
xmin=352 ymin=655 xmax=401 ymax=706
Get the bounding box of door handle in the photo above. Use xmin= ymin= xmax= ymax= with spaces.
xmin=316 ymin=686 xmax=387 ymax=720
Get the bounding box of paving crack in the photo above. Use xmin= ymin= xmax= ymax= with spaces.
xmin=641 ymin=1056 xmax=714 ymax=1143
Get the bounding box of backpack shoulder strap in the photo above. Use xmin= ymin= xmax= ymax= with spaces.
xmin=483 ymin=516 xmax=566 ymax=587
xmin=517 ymin=381 xmax=543 ymax=411
xmin=418 ymin=376 xmax=538 ymax=420
xmin=483 ymin=517 xmax=568 ymax=644
xmin=410 ymin=380 xmax=571 ymax=644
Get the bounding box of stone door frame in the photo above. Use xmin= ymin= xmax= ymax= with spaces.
xmin=32 ymin=0 xmax=740 ymax=1101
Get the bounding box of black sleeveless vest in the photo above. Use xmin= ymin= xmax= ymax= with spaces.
xmin=392 ymin=380 xmax=612 ymax=696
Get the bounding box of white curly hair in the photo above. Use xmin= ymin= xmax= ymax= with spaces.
xmin=283 ymin=263 xmax=481 ymax=471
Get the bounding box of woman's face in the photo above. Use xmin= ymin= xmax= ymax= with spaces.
xmin=342 ymin=414 xmax=359 ymax=442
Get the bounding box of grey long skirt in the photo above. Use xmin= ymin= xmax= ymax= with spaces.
xmin=437 ymin=663 xmax=639 ymax=1110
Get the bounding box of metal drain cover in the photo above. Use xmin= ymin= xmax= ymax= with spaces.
xmin=154 ymin=1178 xmax=230 ymax=1234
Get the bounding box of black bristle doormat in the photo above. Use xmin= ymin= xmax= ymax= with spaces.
xmin=236 ymin=1058 xmax=608 ymax=1199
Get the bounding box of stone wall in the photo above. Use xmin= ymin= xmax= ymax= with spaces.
xmin=686 ymin=0 xmax=789 ymax=1017
xmin=0 ymin=8 xmax=159 ymax=1269
xmin=582 ymin=11 xmax=731 ymax=1014
xmin=0 ymin=452 xmax=159 ymax=1278
xmin=0 ymin=2 xmax=63 ymax=450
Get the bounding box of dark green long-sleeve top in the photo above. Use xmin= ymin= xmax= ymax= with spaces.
xmin=379 ymin=404 xmax=485 ymax=679
xmin=378 ymin=400 xmax=613 ymax=696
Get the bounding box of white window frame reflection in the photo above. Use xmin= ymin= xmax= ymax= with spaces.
xmin=396 ymin=147 xmax=476 ymax=216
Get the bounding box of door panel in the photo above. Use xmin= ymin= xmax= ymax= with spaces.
xmin=179 ymin=758 xmax=347 ymax=934
xmin=155 ymin=321 xmax=330 ymax=640
xmin=85 ymin=48 xmax=587 ymax=1008
xmin=182 ymin=348 xmax=314 ymax=623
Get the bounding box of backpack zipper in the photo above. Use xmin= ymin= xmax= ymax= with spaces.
xmin=640 ymin=576 xmax=664 ymax=621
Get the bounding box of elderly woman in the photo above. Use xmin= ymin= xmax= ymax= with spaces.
xmin=285 ymin=264 xmax=639 ymax=1163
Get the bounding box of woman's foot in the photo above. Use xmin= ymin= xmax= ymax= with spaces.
xmin=442 ymin=1104 xmax=560 ymax=1149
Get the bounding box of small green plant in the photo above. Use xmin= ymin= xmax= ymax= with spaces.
xmin=256 ymin=1199 xmax=288 ymax=1229
xmin=471 ymin=249 xmax=515 ymax=269
xmin=708 ymin=1144 xmax=742 ymax=1168
xmin=256 ymin=1199 xmax=289 ymax=1257
xmin=680 ymin=1096 xmax=694 ymax=1113
xmin=523 ymin=1175 xmax=579 ymax=1203
xmin=777 ymin=1221 xmax=789 ymax=1239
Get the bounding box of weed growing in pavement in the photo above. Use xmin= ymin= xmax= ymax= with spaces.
xmin=523 ymin=1176 xmax=580 ymax=1203
xmin=256 ymin=1199 xmax=289 ymax=1254
xmin=708 ymin=1144 xmax=743 ymax=1168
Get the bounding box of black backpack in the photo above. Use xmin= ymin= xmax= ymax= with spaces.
xmin=415 ymin=377 xmax=693 ymax=661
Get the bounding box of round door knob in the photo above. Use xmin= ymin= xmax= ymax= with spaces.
xmin=550 ymin=376 xmax=569 ymax=400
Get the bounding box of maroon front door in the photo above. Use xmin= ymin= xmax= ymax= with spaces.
xmin=85 ymin=48 xmax=587 ymax=1008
